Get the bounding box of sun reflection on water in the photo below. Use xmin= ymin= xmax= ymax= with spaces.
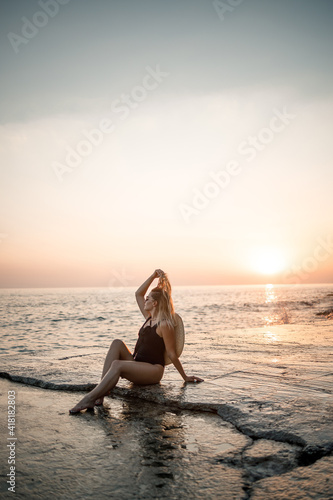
xmin=265 ymin=283 xmax=277 ymax=303
xmin=262 ymin=284 xmax=289 ymax=326
xmin=264 ymin=330 xmax=279 ymax=343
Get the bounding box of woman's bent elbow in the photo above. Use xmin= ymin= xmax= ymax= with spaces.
xmin=166 ymin=351 xmax=178 ymax=362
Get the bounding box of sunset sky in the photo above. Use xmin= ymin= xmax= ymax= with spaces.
xmin=1 ymin=0 xmax=333 ymax=287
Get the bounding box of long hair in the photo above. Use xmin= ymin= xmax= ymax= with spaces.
xmin=150 ymin=273 xmax=175 ymax=329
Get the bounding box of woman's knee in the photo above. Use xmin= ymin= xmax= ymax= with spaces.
xmin=110 ymin=339 xmax=124 ymax=349
xmin=110 ymin=359 xmax=123 ymax=373
xmin=108 ymin=339 xmax=133 ymax=361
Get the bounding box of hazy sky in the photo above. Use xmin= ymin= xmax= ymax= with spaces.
xmin=1 ymin=0 xmax=333 ymax=287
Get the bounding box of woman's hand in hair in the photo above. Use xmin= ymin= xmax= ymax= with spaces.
xmin=154 ymin=269 xmax=165 ymax=278
xmin=184 ymin=375 xmax=204 ymax=384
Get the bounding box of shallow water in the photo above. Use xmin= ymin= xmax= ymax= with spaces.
xmin=1 ymin=284 xmax=332 ymax=383
xmin=0 ymin=283 xmax=332 ymax=389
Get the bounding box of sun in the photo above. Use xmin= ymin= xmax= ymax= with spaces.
xmin=249 ymin=247 xmax=287 ymax=275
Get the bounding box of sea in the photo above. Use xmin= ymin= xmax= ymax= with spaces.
xmin=1 ymin=283 xmax=333 ymax=385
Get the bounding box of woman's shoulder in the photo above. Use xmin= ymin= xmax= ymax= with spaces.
xmin=159 ymin=316 xmax=176 ymax=330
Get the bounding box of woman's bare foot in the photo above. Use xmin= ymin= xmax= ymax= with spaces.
xmin=69 ymin=395 xmax=95 ymax=414
xmin=94 ymin=397 xmax=104 ymax=406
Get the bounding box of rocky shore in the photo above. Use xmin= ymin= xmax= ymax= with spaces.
xmin=1 ymin=323 xmax=332 ymax=499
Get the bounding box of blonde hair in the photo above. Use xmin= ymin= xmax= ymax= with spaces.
xmin=150 ymin=273 xmax=175 ymax=329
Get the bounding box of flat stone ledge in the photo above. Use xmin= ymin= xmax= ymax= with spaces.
xmin=242 ymin=439 xmax=302 ymax=481
xmin=250 ymin=455 xmax=333 ymax=500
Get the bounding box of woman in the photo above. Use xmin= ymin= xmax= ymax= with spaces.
xmin=69 ymin=269 xmax=203 ymax=414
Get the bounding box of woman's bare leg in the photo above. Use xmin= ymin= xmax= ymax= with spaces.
xmin=101 ymin=339 xmax=134 ymax=377
xmin=95 ymin=339 xmax=133 ymax=406
xmin=69 ymin=360 xmax=164 ymax=413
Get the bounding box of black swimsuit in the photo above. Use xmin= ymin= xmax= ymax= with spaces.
xmin=133 ymin=317 xmax=166 ymax=367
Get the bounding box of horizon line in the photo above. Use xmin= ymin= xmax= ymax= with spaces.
xmin=1 ymin=282 xmax=333 ymax=290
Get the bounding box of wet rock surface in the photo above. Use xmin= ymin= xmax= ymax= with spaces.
xmin=1 ymin=323 xmax=332 ymax=498
xmin=251 ymin=456 xmax=333 ymax=500
xmin=0 ymin=379 xmax=248 ymax=499
xmin=242 ymin=439 xmax=302 ymax=481
xmin=1 ymin=377 xmax=332 ymax=499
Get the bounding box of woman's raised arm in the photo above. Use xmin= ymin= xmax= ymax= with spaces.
xmin=135 ymin=269 xmax=164 ymax=317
